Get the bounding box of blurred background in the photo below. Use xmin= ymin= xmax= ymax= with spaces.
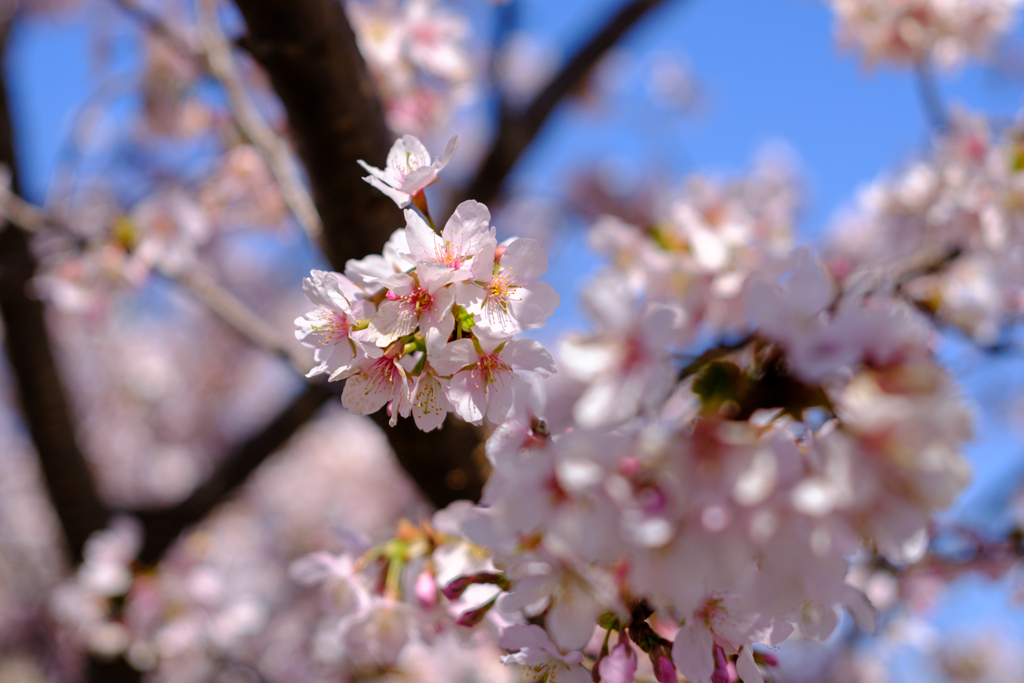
xmin=3 ymin=0 xmax=1024 ymax=681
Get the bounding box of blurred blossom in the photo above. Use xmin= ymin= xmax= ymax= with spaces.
xmin=496 ymin=32 xmax=560 ymax=107
xmin=824 ymin=0 xmax=1023 ymax=69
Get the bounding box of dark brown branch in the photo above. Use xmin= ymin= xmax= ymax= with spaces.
xmin=459 ymin=0 xmax=676 ymax=208
xmin=135 ymin=383 xmax=332 ymax=564
xmin=231 ymin=0 xmax=398 ymax=267
xmin=134 ymin=385 xmax=488 ymax=565
xmin=0 ymin=17 xmax=110 ymax=564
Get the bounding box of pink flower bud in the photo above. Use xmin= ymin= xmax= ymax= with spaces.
xmin=442 ymin=572 xmax=507 ymax=601
xmin=456 ymin=597 xmax=496 ymax=627
xmin=712 ymin=646 xmax=733 ymax=683
xmin=597 ymin=642 xmax=638 ymax=683
xmin=414 ymin=570 xmax=437 ymax=609
xmin=651 ymin=649 xmax=677 ymax=683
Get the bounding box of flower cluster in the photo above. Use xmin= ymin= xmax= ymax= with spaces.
xmin=561 ymin=156 xmax=798 ymax=428
xmin=296 ymin=135 xmax=558 ymax=430
xmin=823 ymin=0 xmax=1022 ymax=68
xmin=430 ymin=250 xmax=970 ymax=683
xmin=290 ymin=183 xmax=973 ymax=682
xmin=828 ymin=109 xmax=1024 ymax=344
xmin=347 ymin=0 xmax=474 ymax=133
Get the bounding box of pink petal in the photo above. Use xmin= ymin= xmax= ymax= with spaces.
xmin=671 ymin=623 xmax=715 ymax=683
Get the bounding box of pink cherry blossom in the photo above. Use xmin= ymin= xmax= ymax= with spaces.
xmin=337 ymin=347 xmax=410 ymax=425
xmin=358 ymin=134 xmax=458 ymax=208
xmin=431 ymin=336 xmax=556 ymax=425
xmin=295 ymin=270 xmax=376 ymax=379
xmin=458 ymin=237 xmax=561 ymax=337
xmin=367 ymin=272 xmax=455 ymax=353
xmin=405 ymin=200 xmax=496 ymax=290
xmin=498 ymin=624 xmax=591 ymax=683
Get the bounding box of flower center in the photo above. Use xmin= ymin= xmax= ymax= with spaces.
xmin=406 ymin=287 xmax=434 ymax=315
xmin=364 ymin=356 xmax=402 ymax=393
xmin=310 ymin=307 xmax=350 ymax=345
xmin=488 ymin=274 xmax=516 ymax=307
xmin=471 ymin=353 xmax=512 ymax=390
xmin=434 ymin=238 xmax=467 ymax=269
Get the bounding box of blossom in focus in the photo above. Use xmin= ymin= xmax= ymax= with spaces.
xmin=432 ymin=335 xmax=556 ymax=425
xmin=367 ymin=272 xmax=455 ymax=354
xmin=458 ymin=237 xmax=561 ymax=337
xmin=358 ymin=134 xmax=458 ymax=208
xmin=405 ymin=199 xmax=495 ymax=290
xmin=295 ymin=270 xmax=376 ymax=379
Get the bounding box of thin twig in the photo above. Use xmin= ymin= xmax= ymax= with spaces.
xmin=195 ymin=0 xmax=323 ymax=241
xmin=0 ymin=194 xmax=309 ymax=377
xmin=914 ymin=59 xmax=949 ymax=133
xmin=109 ymin=0 xmax=203 ymax=64
xmin=158 ymin=261 xmax=310 ymax=375
xmin=459 ymin=0 xmax=679 ymax=208
xmin=108 ymin=0 xmax=323 ymax=241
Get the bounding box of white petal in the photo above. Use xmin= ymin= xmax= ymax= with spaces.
xmin=671 ymin=623 xmax=714 ymax=683
xmin=411 ymin=375 xmax=449 ymax=432
xmin=364 ymin=176 xmax=410 ymax=207
xmin=423 ymin=311 xmax=455 ymax=356
xmin=501 ymin=237 xmax=548 ymax=282
xmin=502 ymin=338 xmax=556 ymax=376
xmin=736 ymin=647 xmax=764 ymax=683
xmin=430 ymin=338 xmax=477 ymax=375
xmin=546 ymin=585 xmax=602 ymax=651
xmin=438 ymin=134 xmax=459 ymax=168
xmin=402 ymin=165 xmax=438 ymax=195
xmin=444 ymin=200 xmax=491 ymax=244
xmin=405 ymin=209 xmax=439 ymax=264
xmin=485 ymin=370 xmax=516 ymax=424
xmin=510 ymin=280 xmax=560 ymax=329
xmin=342 ymin=363 xmax=399 ymax=415
xmin=446 ymin=371 xmax=485 ymax=424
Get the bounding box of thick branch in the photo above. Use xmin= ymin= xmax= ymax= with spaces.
xmin=231 ymin=0 xmax=398 ymax=266
xmin=194 ymin=0 xmax=323 ymax=241
xmin=0 ymin=19 xmax=110 ymax=563
xmin=459 ymin=0 xmax=675 ymax=208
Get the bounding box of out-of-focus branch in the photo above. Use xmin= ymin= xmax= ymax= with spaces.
xmin=135 ymin=382 xmax=332 ymax=564
xmin=194 ymin=0 xmax=323 ymax=241
xmin=230 ymin=0 xmax=398 ymax=267
xmin=159 ymin=261 xmax=310 ymax=374
xmin=459 ymin=0 xmax=677 ymax=208
xmin=0 ymin=189 xmax=309 ymax=376
xmin=914 ymin=60 xmax=950 ymax=133
xmin=109 ymin=0 xmax=201 ymax=63
xmin=110 ymin=0 xmax=324 ymax=242
xmin=0 ymin=19 xmax=110 ymax=564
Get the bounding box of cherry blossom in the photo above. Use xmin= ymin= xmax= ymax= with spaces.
xmin=431 ymin=335 xmax=556 ymax=425
xmin=458 ymin=237 xmax=561 ymax=337
xmin=358 ymin=134 xmax=458 ymax=208
xmin=497 ymin=624 xmax=591 ymax=683
xmin=295 ymin=269 xmax=376 ymax=379
xmin=405 ymin=200 xmax=496 ymax=290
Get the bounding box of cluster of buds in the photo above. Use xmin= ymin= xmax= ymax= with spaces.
xmin=295 ymin=135 xmax=558 ymax=430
